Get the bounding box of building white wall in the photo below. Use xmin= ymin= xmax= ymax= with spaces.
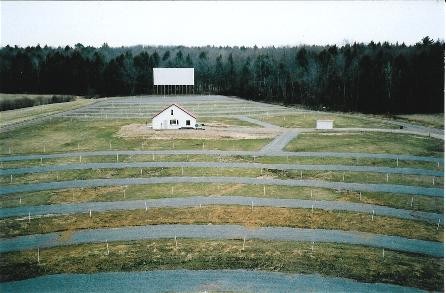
xmin=316 ymin=120 xmax=334 ymax=129
xmin=152 ymin=105 xmax=196 ymax=130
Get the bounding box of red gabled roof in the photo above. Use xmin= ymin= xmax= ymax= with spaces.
xmin=152 ymin=103 xmax=197 ymax=119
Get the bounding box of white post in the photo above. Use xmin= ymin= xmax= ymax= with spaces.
xmin=123 ymin=189 xmax=126 ymax=198
xmin=310 ymin=190 xmax=313 ymax=198
xmin=386 ymin=173 xmax=389 ymax=182
xmin=152 ymin=154 xmax=155 ymax=161
xmin=382 ymin=248 xmax=385 ymax=258
xmin=171 ymin=186 xmax=174 ymax=195
xmin=300 ymin=171 xmax=303 ymax=179
xmin=10 ymin=174 xmax=12 ymax=183
xmin=140 ymin=169 xmax=143 ymax=175
xmin=411 ymin=197 xmax=414 ymax=208
xmin=263 ymin=186 xmax=266 ymax=196
xmin=145 ymin=201 xmax=148 ymax=211
xmin=342 ymin=172 xmax=345 ymax=181
xmin=359 ymin=192 xmax=362 ymax=201
xmin=116 ymin=153 xmax=119 ymax=162
xmin=311 ymin=204 xmax=314 ymax=213
xmin=181 ymin=167 xmax=184 ymax=176
xmin=437 ymin=219 xmax=441 ymax=230
xmin=175 ymin=235 xmax=178 ymax=247
xmin=37 ymin=248 xmax=40 ymax=264
xmin=251 ymin=201 xmax=254 ymax=211
xmin=437 ymin=162 xmax=440 ymax=168
xmin=202 ymin=142 xmax=205 ymax=150
xmin=106 ymin=240 xmax=109 ymax=256
xmin=19 ymin=197 xmax=22 ymax=204
xmin=89 ymin=209 xmax=92 ymax=218
xmin=28 ymin=212 xmax=31 ymax=223
xmin=79 ymin=155 xmax=82 ymax=163
xmin=432 ymin=177 xmax=435 ymax=185
xmin=243 ymin=237 xmax=246 ymax=250
xmin=372 ymin=210 xmax=374 ymax=221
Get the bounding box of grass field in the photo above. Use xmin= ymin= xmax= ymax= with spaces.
xmin=0 ymin=96 xmax=443 ymax=289
xmin=393 ymin=113 xmax=444 ymax=129
xmin=2 ymin=184 xmax=442 ymax=213
xmin=285 ymin=132 xmax=444 ymax=157
xmin=1 ymin=206 xmax=441 ymax=241
xmin=2 ymin=166 xmax=443 ymax=188
xmin=2 ymin=153 xmax=441 ymax=171
xmin=0 ymin=118 xmax=270 ymax=154
xmin=0 ymin=98 xmax=94 ymax=127
xmin=0 ymin=239 xmax=442 ymax=291
xmin=252 ymin=113 xmax=398 ymax=129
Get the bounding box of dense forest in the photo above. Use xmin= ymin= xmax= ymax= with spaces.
xmin=0 ymin=37 xmax=443 ymax=113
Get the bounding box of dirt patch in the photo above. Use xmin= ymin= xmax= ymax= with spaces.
xmin=58 ymin=230 xmax=75 ymax=242
xmin=117 ymin=124 xmax=281 ymax=140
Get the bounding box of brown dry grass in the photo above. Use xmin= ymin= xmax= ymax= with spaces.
xmin=1 ymin=239 xmax=443 ymax=291
xmin=1 ymin=206 xmax=442 ymax=242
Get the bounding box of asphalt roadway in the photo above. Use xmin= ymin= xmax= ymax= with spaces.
xmin=0 ymin=224 xmax=442 ymax=257
xmin=0 ymin=270 xmax=425 ymax=293
xmin=1 ymin=176 xmax=443 ymax=196
xmin=1 ymin=196 xmax=441 ymax=224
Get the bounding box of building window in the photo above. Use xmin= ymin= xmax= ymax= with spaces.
xmin=186 ymin=120 xmax=190 ymax=126
xmin=171 ymin=109 xmax=173 ymax=115
xmin=170 ymin=120 xmax=177 ymax=125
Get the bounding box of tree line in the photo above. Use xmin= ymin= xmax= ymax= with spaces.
xmin=0 ymin=37 xmax=443 ymax=113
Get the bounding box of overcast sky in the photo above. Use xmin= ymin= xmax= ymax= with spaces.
xmin=1 ymin=1 xmax=444 ymax=48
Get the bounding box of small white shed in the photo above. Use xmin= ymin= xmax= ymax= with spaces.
xmin=152 ymin=104 xmax=197 ymax=130
xmin=316 ymin=120 xmax=334 ymax=129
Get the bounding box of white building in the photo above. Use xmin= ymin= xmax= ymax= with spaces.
xmin=152 ymin=104 xmax=197 ymax=130
xmin=316 ymin=120 xmax=334 ymax=130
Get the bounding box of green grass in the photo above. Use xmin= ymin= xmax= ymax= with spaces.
xmin=2 ymin=184 xmax=442 ymax=213
xmin=285 ymin=132 xmax=444 ymax=157
xmin=2 ymin=166 xmax=442 ymax=188
xmin=252 ymin=113 xmax=398 ymax=129
xmin=2 ymin=154 xmax=442 ymax=170
xmin=0 ymin=98 xmax=93 ymax=127
xmin=392 ymin=113 xmax=444 ymax=129
xmin=0 ymin=239 xmax=442 ymax=291
xmin=1 ymin=206 xmax=441 ymax=241
xmin=0 ymin=118 xmax=270 ymax=155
